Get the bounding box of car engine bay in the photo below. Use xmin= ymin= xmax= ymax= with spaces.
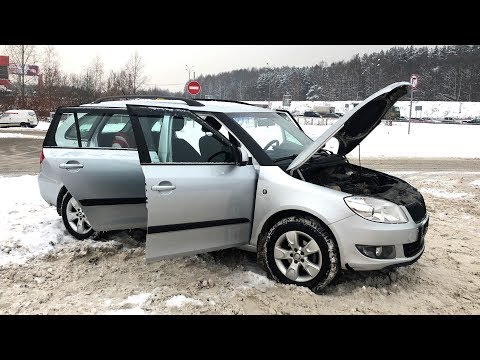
xmin=289 ymin=151 xmax=427 ymax=222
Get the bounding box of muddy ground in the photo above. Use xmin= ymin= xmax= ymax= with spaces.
xmin=0 ymin=170 xmax=479 ymax=314
xmin=0 ymin=129 xmax=479 ymax=314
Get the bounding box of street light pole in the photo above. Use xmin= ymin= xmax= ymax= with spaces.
xmin=185 ymin=65 xmax=194 ymax=81
xmin=408 ymin=86 xmax=414 ymax=135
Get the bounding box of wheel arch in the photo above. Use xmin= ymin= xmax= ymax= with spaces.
xmin=256 ymin=209 xmax=339 ymax=256
xmin=56 ymin=185 xmax=69 ymax=216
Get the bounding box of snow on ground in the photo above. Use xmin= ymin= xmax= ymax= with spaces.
xmin=0 ymin=171 xmax=479 ymax=314
xmin=0 ymin=175 xmax=67 ymax=265
xmin=420 ymin=188 xmax=469 ymax=199
xmin=0 ymin=121 xmax=50 ymax=132
xmin=470 ymin=180 xmax=480 ymax=187
xmin=120 ymin=292 xmax=151 ymax=306
xmin=301 ymin=122 xmax=480 ymax=158
xmin=103 ymin=293 xmax=151 ymax=315
xmin=0 ymin=175 xmax=137 ymax=266
xmin=250 ymin=100 xmax=480 ymax=120
xmin=0 ymin=132 xmax=44 ymax=139
xmin=165 ymin=295 xmax=204 ymax=308
xmin=33 ymin=121 xmax=51 ymax=131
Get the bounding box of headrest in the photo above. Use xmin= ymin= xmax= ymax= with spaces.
xmin=202 ymin=116 xmax=222 ymax=132
xmin=172 ymin=116 xmax=185 ymax=131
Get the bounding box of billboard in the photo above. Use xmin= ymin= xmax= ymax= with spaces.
xmin=0 ymin=56 xmax=8 ymax=82
xmin=8 ymin=64 xmax=40 ymax=76
xmin=0 ymin=55 xmax=8 ymax=67
xmin=0 ymin=67 xmax=8 ymax=79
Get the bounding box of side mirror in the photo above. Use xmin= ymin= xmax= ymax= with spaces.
xmin=238 ymin=147 xmax=250 ymax=166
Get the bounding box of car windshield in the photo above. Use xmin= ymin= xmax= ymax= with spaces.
xmin=227 ymin=112 xmax=313 ymax=161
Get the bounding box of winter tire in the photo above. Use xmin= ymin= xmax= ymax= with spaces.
xmin=61 ymin=192 xmax=94 ymax=240
xmin=259 ymin=215 xmax=339 ymax=292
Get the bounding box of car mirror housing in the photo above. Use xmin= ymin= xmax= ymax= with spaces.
xmin=238 ymin=147 xmax=250 ymax=166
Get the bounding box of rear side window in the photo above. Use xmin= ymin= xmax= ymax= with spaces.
xmin=45 ymin=108 xmax=133 ymax=149
xmin=64 ymin=113 xmax=99 ymax=141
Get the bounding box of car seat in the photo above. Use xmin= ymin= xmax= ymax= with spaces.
xmin=199 ymin=116 xmax=225 ymax=161
xmin=171 ymin=116 xmax=202 ymax=162
xmin=112 ymin=131 xmax=136 ymax=148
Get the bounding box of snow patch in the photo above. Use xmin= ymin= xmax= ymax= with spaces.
xmin=470 ymin=180 xmax=480 ymax=188
xmin=120 ymin=293 xmax=151 ymax=306
xmin=165 ymin=295 xmax=203 ymax=308
xmin=0 ymin=132 xmax=44 ymax=139
xmin=105 ymin=308 xmax=146 ymax=315
xmin=0 ymin=175 xmax=74 ymax=266
xmin=420 ymin=188 xmax=469 ymax=199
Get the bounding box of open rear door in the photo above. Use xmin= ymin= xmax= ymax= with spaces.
xmin=128 ymin=104 xmax=258 ymax=262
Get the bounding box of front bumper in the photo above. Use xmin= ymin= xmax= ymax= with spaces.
xmin=329 ymin=213 xmax=429 ymax=271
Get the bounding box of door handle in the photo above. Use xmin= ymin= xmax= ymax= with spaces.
xmin=151 ymin=185 xmax=176 ymax=191
xmin=59 ymin=163 xmax=84 ymax=169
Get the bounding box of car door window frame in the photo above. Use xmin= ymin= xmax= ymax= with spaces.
xmin=44 ymin=107 xmax=133 ymax=150
xmin=127 ymin=105 xmax=240 ymax=165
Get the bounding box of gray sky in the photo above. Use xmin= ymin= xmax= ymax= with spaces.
xmin=4 ymin=45 xmax=430 ymax=92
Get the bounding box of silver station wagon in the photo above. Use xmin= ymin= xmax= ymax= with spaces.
xmin=38 ymin=82 xmax=428 ymax=291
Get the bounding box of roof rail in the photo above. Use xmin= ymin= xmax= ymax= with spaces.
xmin=195 ymin=99 xmax=261 ymax=107
xmin=90 ymin=95 xmax=205 ymax=107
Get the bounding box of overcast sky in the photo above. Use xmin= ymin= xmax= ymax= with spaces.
xmin=3 ymin=45 xmax=431 ymax=92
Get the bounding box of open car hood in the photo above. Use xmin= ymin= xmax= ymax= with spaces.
xmin=287 ymin=82 xmax=411 ymax=172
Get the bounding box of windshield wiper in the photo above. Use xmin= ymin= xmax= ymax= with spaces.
xmin=273 ymin=154 xmax=298 ymax=163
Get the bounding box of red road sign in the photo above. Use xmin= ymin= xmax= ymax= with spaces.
xmin=410 ymin=74 xmax=419 ymax=89
xmin=187 ymin=81 xmax=201 ymax=95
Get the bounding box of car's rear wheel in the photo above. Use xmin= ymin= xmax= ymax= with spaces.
xmin=61 ymin=192 xmax=94 ymax=240
xmin=258 ymin=215 xmax=339 ymax=293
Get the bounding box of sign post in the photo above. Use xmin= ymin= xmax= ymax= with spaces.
xmin=187 ymin=80 xmax=201 ymax=97
xmin=408 ymin=74 xmax=418 ymax=134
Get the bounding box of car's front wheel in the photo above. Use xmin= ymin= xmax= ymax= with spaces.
xmin=258 ymin=215 xmax=339 ymax=292
xmin=61 ymin=192 xmax=94 ymax=240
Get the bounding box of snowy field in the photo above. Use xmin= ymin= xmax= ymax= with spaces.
xmin=0 ymin=172 xmax=479 ymax=314
xmin=303 ymin=122 xmax=480 ymax=158
xmin=250 ymin=100 xmax=480 ymax=120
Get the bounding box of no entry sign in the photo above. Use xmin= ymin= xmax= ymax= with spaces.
xmin=187 ymin=81 xmax=201 ymax=95
xmin=410 ymin=74 xmax=419 ymax=89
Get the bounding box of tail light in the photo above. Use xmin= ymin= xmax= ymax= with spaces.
xmin=40 ymin=149 xmax=45 ymax=164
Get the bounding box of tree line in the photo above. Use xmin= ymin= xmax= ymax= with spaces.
xmin=0 ymin=45 xmax=182 ymax=116
xmin=197 ymin=45 xmax=480 ymax=102
xmin=2 ymin=45 xmax=480 ymax=117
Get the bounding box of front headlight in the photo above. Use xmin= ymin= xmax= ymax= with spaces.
xmin=344 ymin=196 xmax=408 ymax=224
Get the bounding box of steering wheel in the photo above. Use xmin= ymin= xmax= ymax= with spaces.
xmin=208 ymin=150 xmax=229 ymax=162
xmin=263 ymin=139 xmax=279 ymax=151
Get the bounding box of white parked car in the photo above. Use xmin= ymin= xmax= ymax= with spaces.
xmin=0 ymin=109 xmax=38 ymax=128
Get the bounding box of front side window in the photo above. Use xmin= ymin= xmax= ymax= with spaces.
xmin=227 ymin=111 xmax=312 ymax=162
xmin=136 ymin=110 xmax=234 ymax=164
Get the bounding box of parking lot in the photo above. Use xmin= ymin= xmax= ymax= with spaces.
xmin=0 ymin=124 xmax=479 ymax=314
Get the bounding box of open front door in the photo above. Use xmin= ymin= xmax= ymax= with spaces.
xmin=128 ymin=105 xmax=257 ymax=262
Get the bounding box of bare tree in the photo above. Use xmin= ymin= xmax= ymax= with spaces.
xmin=89 ymin=54 xmax=104 ymax=94
xmin=40 ymin=46 xmax=62 ymax=114
xmin=5 ymin=45 xmax=36 ymax=107
xmin=125 ymin=51 xmax=148 ymax=94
